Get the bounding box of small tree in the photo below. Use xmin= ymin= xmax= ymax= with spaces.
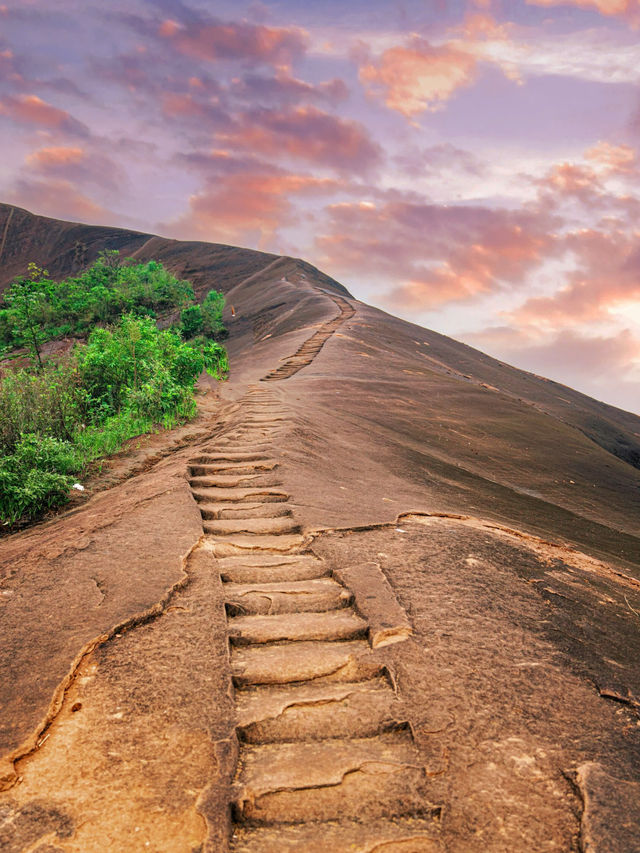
xmin=201 ymin=290 xmax=226 ymax=338
xmin=97 ymin=249 xmax=123 ymax=272
xmin=4 ymin=263 xmax=49 ymax=368
xmin=180 ymin=304 xmax=204 ymax=338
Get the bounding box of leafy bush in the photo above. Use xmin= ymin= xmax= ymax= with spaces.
xmin=77 ymin=314 xmax=205 ymax=420
xmin=180 ymin=304 xmax=204 ymax=338
xmin=0 ymin=434 xmax=82 ymax=522
xmin=0 ymin=253 xmax=198 ymax=352
xmin=180 ymin=290 xmax=226 ymax=340
xmin=0 ymin=361 xmax=85 ymax=452
xmin=0 ymin=292 xmax=229 ymax=525
xmin=201 ymin=290 xmax=226 ymax=338
xmin=201 ymin=340 xmax=229 ymax=379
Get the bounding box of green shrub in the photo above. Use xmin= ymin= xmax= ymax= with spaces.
xmin=77 ymin=314 xmax=206 ymax=421
xmin=202 ymin=290 xmax=226 ymax=338
xmin=0 ymin=261 xmax=229 ymax=525
xmin=202 ymin=340 xmax=229 ymax=378
xmin=0 ymin=253 xmax=200 ymax=349
xmin=0 ymin=362 xmax=85 ymax=453
xmin=0 ymin=434 xmax=82 ymax=522
xmin=180 ymin=304 xmax=204 ymax=338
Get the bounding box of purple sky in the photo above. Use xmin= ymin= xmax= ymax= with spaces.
xmin=1 ymin=0 xmax=640 ymax=413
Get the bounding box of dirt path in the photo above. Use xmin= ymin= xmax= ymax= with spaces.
xmin=187 ymin=293 xmax=441 ymax=850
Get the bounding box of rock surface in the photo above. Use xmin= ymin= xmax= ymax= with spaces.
xmin=1 ymin=203 xmax=639 ymax=851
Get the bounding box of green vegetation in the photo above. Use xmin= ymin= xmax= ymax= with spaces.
xmin=0 ymin=254 xmax=228 ymax=525
xmin=0 ymin=254 xmax=196 ymax=353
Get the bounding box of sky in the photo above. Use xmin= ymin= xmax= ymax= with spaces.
xmin=1 ymin=0 xmax=640 ymax=414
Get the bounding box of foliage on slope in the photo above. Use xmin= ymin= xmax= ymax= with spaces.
xmin=0 ymin=254 xmax=228 ymax=525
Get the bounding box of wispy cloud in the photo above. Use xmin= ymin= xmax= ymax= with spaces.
xmin=0 ymin=94 xmax=89 ymax=136
xmin=163 ymin=152 xmax=337 ymax=247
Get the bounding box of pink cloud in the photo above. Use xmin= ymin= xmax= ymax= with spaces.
xmin=533 ymin=149 xmax=640 ymax=225
xmin=161 ymin=92 xmax=227 ymax=125
xmin=537 ymin=162 xmax=603 ymax=204
xmin=8 ymin=177 xmax=106 ymax=223
xmin=526 ymin=0 xmax=640 ymax=26
xmin=511 ymin=228 xmax=640 ymax=327
xmin=317 ymin=199 xmax=557 ymax=308
xmin=25 ymin=145 xmax=124 ymax=188
xmin=156 ymin=16 xmax=307 ymax=67
xmin=229 ymin=71 xmax=348 ymax=106
xmin=359 ymin=37 xmax=477 ymax=116
xmin=219 ymin=105 xmax=381 ymax=173
xmin=0 ymin=94 xmax=88 ymax=136
xmin=164 ymin=153 xmax=337 ymax=247
xmin=585 ymin=141 xmax=639 ymax=176
xmin=27 ymin=145 xmax=84 ymax=167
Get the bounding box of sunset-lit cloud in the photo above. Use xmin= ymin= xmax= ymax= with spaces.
xmin=154 ymin=13 xmax=307 ymax=67
xmin=584 ymin=141 xmax=638 ymax=176
xmin=359 ymin=9 xmax=640 ymax=121
xmin=510 ymin=228 xmax=640 ymax=327
xmin=526 ymin=0 xmax=640 ymax=26
xmin=8 ymin=177 xmax=106 ymax=223
xmin=0 ymin=94 xmax=88 ymax=136
xmin=359 ymin=37 xmax=477 ymax=115
xmin=25 ymin=145 xmax=124 ymax=188
xmin=219 ymin=106 xmax=381 ymax=173
xmin=165 ymin=152 xmax=336 ymax=247
xmin=317 ymin=199 xmax=557 ymax=308
xmin=533 ymin=145 xmax=640 ymax=226
xmin=229 ymin=71 xmax=348 ymax=106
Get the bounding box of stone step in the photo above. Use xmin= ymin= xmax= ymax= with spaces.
xmin=231 ymin=640 xmax=383 ymax=686
xmin=235 ymin=678 xmax=400 ymax=743
xmin=189 ymin=473 xmax=281 ymax=489
xmin=189 ymin=461 xmax=278 ymax=476
xmin=191 ymin=488 xmax=289 ymax=504
xmin=203 ymin=517 xmax=301 ymax=536
xmin=228 ymin=609 xmax=367 ymax=645
xmin=205 ymin=533 xmax=306 ymax=556
xmin=225 ymin=577 xmax=351 ymax=616
xmin=230 ymin=817 xmax=442 ymax=852
xmin=224 ymin=427 xmax=281 ymax=437
xmin=190 ymin=452 xmax=273 ymax=463
xmin=218 ymin=555 xmax=329 ymax=584
xmin=232 ymin=731 xmax=429 ymax=824
xmin=199 ymin=502 xmax=292 ymax=520
xmin=213 ymin=443 xmax=274 ymax=454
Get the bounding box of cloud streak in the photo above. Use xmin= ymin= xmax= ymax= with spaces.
xmin=0 ymin=94 xmax=89 ymax=136
xmin=218 ymin=106 xmax=381 ymax=173
xmin=164 ymin=152 xmax=337 ymax=247
xmin=317 ymin=198 xmax=558 ymax=308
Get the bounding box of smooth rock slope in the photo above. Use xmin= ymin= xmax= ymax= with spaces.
xmin=1 ymin=203 xmax=639 ymax=852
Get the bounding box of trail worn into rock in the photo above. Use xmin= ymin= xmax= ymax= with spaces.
xmin=187 ymin=295 xmax=441 ymax=849
xmin=261 ymin=293 xmax=355 ymax=381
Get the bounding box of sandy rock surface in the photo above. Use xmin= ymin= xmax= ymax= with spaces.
xmin=1 ymin=205 xmax=639 ymax=851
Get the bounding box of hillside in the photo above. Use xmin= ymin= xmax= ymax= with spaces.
xmin=1 ymin=203 xmax=639 ymax=852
